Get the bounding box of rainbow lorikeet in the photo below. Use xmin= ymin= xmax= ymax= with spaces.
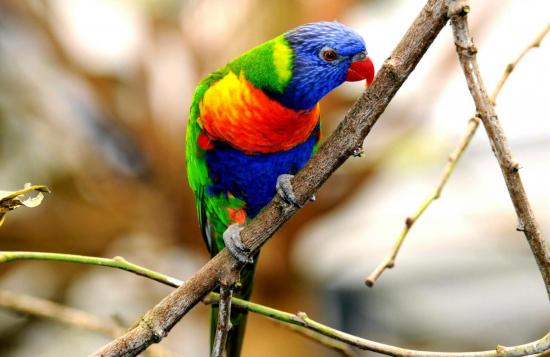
xmin=186 ymin=21 xmax=374 ymax=356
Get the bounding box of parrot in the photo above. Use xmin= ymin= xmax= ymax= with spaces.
xmin=185 ymin=21 xmax=374 ymax=357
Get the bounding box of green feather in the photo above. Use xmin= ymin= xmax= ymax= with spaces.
xmin=227 ymin=35 xmax=293 ymax=94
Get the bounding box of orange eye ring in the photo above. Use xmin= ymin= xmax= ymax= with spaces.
xmin=322 ymin=49 xmax=338 ymax=62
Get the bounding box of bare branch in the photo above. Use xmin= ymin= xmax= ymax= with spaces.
xmin=2 ymin=251 xmax=548 ymax=357
xmin=491 ymin=23 xmax=550 ymax=103
xmin=0 ymin=289 xmax=121 ymax=336
xmin=211 ymin=284 xmax=233 ymax=357
xmin=449 ymin=1 xmax=550 ymax=297
xmin=209 ymin=295 xmax=550 ymax=357
xmin=0 ymin=251 xmax=183 ymax=288
xmin=366 ymin=21 xmax=550 ymax=286
xmin=269 ymin=321 xmax=357 ymax=357
xmin=0 ymin=290 xmax=176 ymax=357
xmin=0 ymin=251 xmax=358 ymax=355
xmin=366 ymin=116 xmax=479 ymax=286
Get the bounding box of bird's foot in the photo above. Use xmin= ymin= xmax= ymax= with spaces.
xmin=223 ymin=224 xmax=253 ymax=264
xmin=276 ymin=174 xmax=315 ymax=208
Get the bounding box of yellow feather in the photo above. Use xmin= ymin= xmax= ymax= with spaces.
xmin=272 ymin=37 xmax=292 ymax=86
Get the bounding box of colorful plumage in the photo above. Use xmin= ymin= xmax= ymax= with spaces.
xmin=186 ymin=21 xmax=374 ymax=356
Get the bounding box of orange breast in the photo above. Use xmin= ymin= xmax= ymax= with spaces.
xmin=199 ymin=71 xmax=319 ymax=154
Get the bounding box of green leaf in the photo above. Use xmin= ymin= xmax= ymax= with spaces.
xmin=0 ymin=183 xmax=51 ymax=227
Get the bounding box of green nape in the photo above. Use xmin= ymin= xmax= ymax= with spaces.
xmin=227 ymin=35 xmax=293 ymax=94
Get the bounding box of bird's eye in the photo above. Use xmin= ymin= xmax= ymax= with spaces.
xmin=321 ymin=49 xmax=338 ymax=62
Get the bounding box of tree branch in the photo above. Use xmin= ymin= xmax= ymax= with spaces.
xmin=449 ymin=0 xmax=550 ymax=299
xmin=0 ymin=251 xmax=360 ymax=355
xmin=0 ymin=290 xmax=176 ymax=357
xmin=267 ymin=320 xmax=357 ymax=357
xmin=0 ymin=289 xmax=121 ymax=336
xmin=0 ymin=251 xmax=183 ymax=288
xmin=491 ymin=23 xmax=550 ymax=104
xmin=211 ymin=284 xmax=233 ymax=357
xmin=2 ymin=251 xmax=548 ymax=357
xmin=366 ymin=116 xmax=479 ymax=286
xmin=207 ymin=294 xmax=550 ymax=357
xmin=366 ymin=21 xmax=550 ymax=286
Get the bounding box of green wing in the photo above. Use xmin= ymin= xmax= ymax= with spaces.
xmin=186 ymin=67 xmax=257 ymax=357
xmin=186 ymin=68 xmax=226 ymax=255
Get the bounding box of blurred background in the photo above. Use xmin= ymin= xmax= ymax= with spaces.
xmin=0 ymin=0 xmax=549 ymax=356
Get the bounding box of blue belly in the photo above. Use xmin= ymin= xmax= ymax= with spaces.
xmin=205 ymin=126 xmax=319 ymax=217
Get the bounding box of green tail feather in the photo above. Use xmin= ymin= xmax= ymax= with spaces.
xmin=210 ymin=259 xmax=257 ymax=357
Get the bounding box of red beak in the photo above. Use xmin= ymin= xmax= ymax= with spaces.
xmin=346 ymin=56 xmax=375 ymax=86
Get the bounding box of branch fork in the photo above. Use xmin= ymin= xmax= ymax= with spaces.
xmin=366 ymin=12 xmax=550 ymax=289
xmin=449 ymin=0 xmax=550 ymax=298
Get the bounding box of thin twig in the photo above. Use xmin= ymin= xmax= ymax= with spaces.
xmin=211 ymin=284 xmax=233 ymax=357
xmin=270 ymin=320 xmax=357 ymax=357
xmin=0 ymin=289 xmax=121 ymax=336
xmin=449 ymin=1 xmax=550 ymax=297
xmin=491 ymin=22 xmax=550 ymax=103
xmin=366 ymin=21 xmax=550 ymax=286
xmin=2 ymin=251 xmax=548 ymax=357
xmin=0 ymin=251 xmax=356 ymax=356
xmin=205 ymin=294 xmax=358 ymax=357
xmin=0 ymin=290 xmax=175 ymax=357
xmin=206 ymin=294 xmax=550 ymax=357
xmin=0 ymin=251 xmax=183 ymax=288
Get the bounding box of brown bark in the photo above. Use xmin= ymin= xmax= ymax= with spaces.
xmin=449 ymin=1 xmax=550 ymax=299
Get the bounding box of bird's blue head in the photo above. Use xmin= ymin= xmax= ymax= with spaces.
xmin=276 ymin=21 xmax=374 ymax=110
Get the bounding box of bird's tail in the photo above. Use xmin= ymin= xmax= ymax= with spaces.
xmin=210 ymin=261 xmax=257 ymax=357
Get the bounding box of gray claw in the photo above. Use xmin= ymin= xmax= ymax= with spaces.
xmin=276 ymin=174 xmax=315 ymax=207
xmin=276 ymin=174 xmax=302 ymax=208
xmin=223 ymin=224 xmax=253 ymax=264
